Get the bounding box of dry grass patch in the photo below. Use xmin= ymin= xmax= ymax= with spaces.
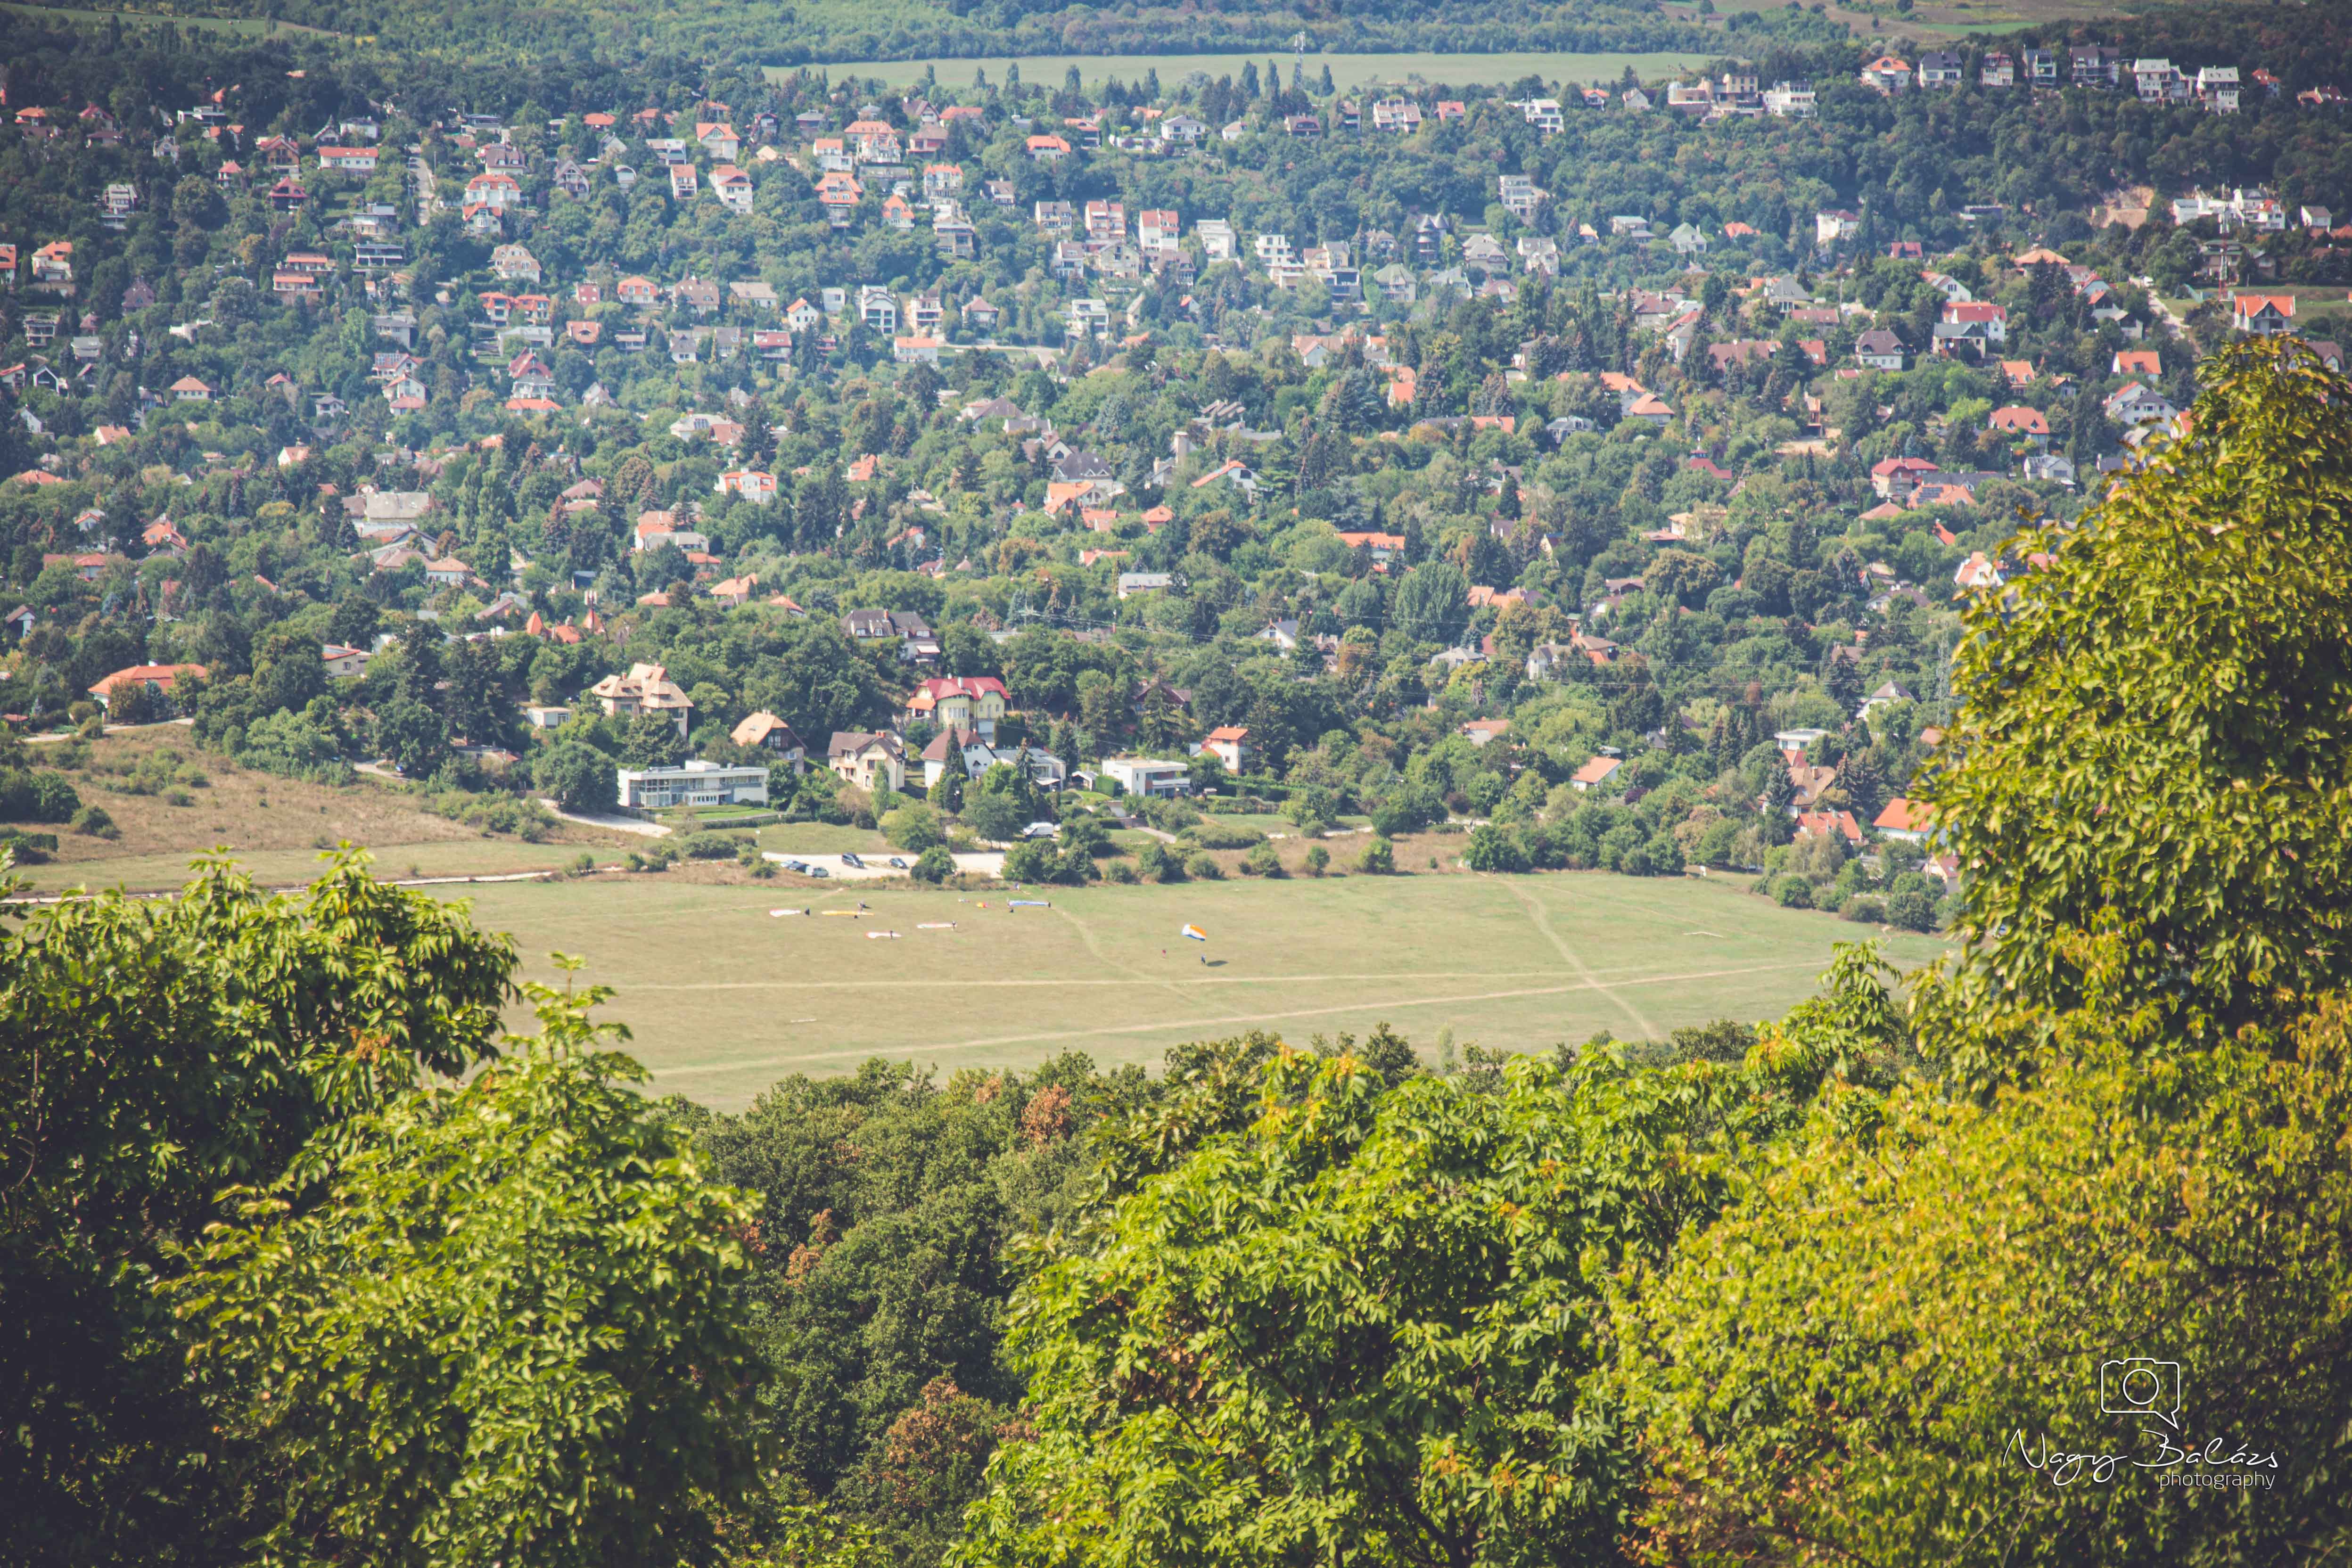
xmin=8 ymin=722 xmax=636 ymax=892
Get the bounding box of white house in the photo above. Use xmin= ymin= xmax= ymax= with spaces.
xmin=1101 ymin=755 xmax=1192 ymax=797
xmin=320 ymin=642 xmax=372 ymax=680
xmin=615 ymin=759 xmax=770 ymax=810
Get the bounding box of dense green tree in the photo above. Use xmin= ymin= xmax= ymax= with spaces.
xmin=171 ymin=974 xmax=764 ymax=1568
xmin=695 ymin=1058 xmax=1127 ymax=1563
xmin=621 ymin=711 xmax=689 ymax=769
xmin=534 ymin=738 xmax=618 ymax=812
xmin=1923 ymin=342 xmax=2352 ymax=1059
xmin=0 ymin=854 xmax=514 ymax=1567
xmin=1620 ymin=989 xmax=2352 ymax=1566
xmin=961 ymin=1040 xmax=1800 ymax=1568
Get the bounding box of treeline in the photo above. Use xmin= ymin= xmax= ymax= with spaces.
xmin=2 ymin=0 xmax=1842 ymax=69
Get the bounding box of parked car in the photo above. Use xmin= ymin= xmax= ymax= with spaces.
xmin=841 ymin=852 xmax=864 ymax=868
xmin=1020 ymin=821 xmax=1059 ymax=839
xmin=810 ymin=866 xmax=829 ymax=878
xmin=888 ymin=856 xmax=906 ymax=869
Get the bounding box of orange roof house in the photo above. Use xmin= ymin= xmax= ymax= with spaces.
xmin=1570 ymin=756 xmax=1622 ymax=791
xmin=89 ymin=662 xmax=209 ymax=708
xmin=1873 ymin=797 xmax=1935 ymax=840
xmin=2229 ymin=293 xmax=2296 ymax=334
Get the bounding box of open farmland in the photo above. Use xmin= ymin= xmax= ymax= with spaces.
xmin=439 ymin=869 xmax=1949 ymax=1110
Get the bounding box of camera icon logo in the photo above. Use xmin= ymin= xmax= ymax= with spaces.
xmin=2099 ymin=1358 xmax=2181 ymax=1429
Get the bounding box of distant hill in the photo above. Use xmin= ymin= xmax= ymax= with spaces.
xmin=0 ymin=0 xmax=1850 ymax=66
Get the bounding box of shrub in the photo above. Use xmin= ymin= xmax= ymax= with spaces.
xmin=1886 ymin=888 xmax=1938 ymax=932
xmin=1003 ymin=840 xmax=1056 ymax=883
xmin=1775 ymin=877 xmax=1815 ymax=909
xmin=1462 ymin=824 xmax=1526 ymax=873
xmin=236 ymin=709 xmax=351 ymax=784
xmin=1303 ymin=845 xmax=1330 ymax=877
xmin=963 ymin=791 xmax=1028 ymax=844
xmin=882 ymin=803 xmax=946 ymax=853
xmin=164 ymin=788 xmax=196 ymax=807
xmin=1136 ymin=796 xmax=1201 ymax=833
xmin=676 ymin=832 xmax=742 ymax=860
xmin=1241 ymin=842 xmax=1285 ymax=878
xmin=1370 ymin=786 xmax=1444 ymax=838
xmin=1103 ymin=859 xmax=1139 ymax=884
xmin=33 ymin=772 xmax=82 ymax=822
xmin=1283 ymin=786 xmax=1338 ymax=837
xmin=1644 ymin=832 xmax=1686 ymax=876
xmin=912 ymin=846 xmax=956 ymax=883
xmin=1182 ymin=819 xmax=1264 ymax=851
xmin=71 ymin=805 xmax=119 ymax=839
xmin=1057 ymin=813 xmax=1111 ymax=857
xmin=0 ymin=768 xmax=82 ymax=824
xmin=0 ymin=830 xmax=58 ymax=864
xmin=1135 ymin=840 xmax=1183 ymax=883
xmin=1841 ymin=894 xmax=1888 ymax=924
xmin=1184 ymin=851 xmax=1224 ymax=880
xmin=426 ymin=791 xmax=560 ymax=841
xmin=1357 ymin=837 xmax=1396 ymax=874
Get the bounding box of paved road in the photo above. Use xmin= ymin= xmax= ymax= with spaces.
xmin=533 ymin=797 xmax=673 ymax=838
xmin=25 ymin=717 xmax=194 ymax=743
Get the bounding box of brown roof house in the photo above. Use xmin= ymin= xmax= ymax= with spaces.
xmin=731 ymin=710 xmax=806 ymax=768
xmin=828 ymin=729 xmax=905 ymax=793
xmin=588 ymin=662 xmax=694 ymax=735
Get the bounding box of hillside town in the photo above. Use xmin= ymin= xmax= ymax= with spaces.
xmin=2 ymin=9 xmax=2349 ymax=922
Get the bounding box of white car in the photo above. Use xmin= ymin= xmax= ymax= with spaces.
xmin=1020 ymin=821 xmax=1060 ymax=839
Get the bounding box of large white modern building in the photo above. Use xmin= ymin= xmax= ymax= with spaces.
xmin=615 ymin=759 xmax=769 ymax=810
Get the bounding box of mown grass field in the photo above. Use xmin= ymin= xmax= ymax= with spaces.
xmin=440 ymin=869 xmax=1949 ymax=1110
xmin=13 ymin=729 xmax=1950 ymax=1113
xmin=784 ymin=50 xmax=1712 ymax=91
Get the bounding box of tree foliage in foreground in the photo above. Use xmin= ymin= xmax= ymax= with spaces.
xmin=2 ymin=854 xmax=769 ymax=1568
xmin=691 ymin=1054 xmax=1151 ymax=1567
xmin=0 ymin=851 xmax=515 ymax=1568
xmin=957 ymin=1032 xmax=1821 ymax=1568
xmin=1617 ymin=972 xmax=2352 ymax=1566
xmin=1923 ymin=339 xmax=2352 ymax=1056
xmin=170 ymin=970 xmax=765 ymax=1568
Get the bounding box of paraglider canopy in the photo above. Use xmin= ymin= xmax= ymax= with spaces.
xmin=1181 ymin=924 xmax=1208 ymax=942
